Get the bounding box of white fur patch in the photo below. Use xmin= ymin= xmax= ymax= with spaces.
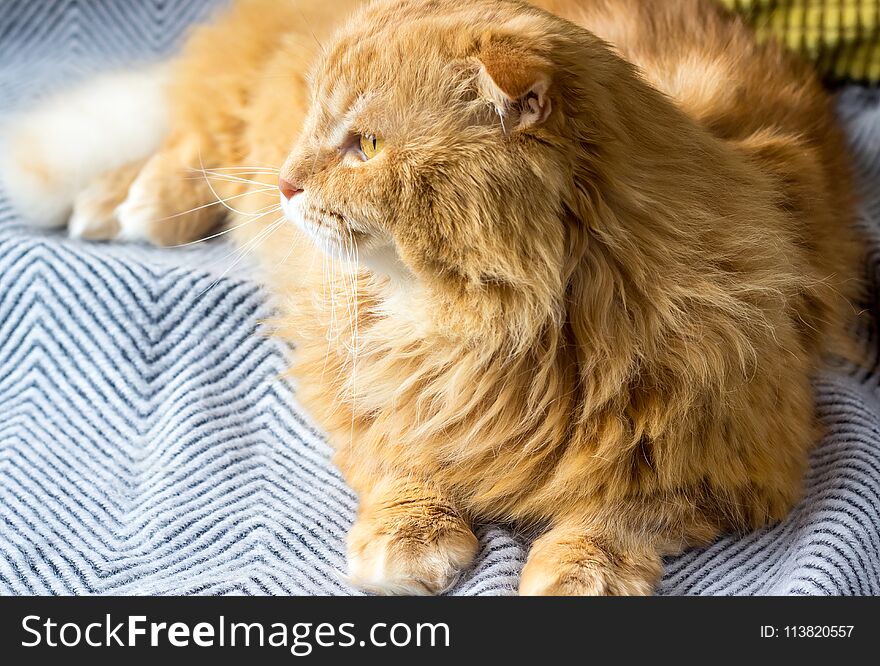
xmin=281 ymin=191 xmax=341 ymax=257
xmin=347 ymin=534 xmax=461 ymax=596
xmin=115 ymin=165 xmax=159 ymax=242
xmin=67 ymin=209 xmax=97 ymax=239
xmin=0 ymin=63 xmax=171 ymax=229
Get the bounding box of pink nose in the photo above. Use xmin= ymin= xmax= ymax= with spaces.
xmin=279 ymin=177 xmax=303 ymax=201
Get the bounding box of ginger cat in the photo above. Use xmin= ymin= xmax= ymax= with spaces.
xmin=1 ymin=0 xmax=860 ymax=595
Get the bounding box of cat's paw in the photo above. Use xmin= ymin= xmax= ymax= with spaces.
xmin=113 ymin=151 xmax=221 ymax=247
xmin=115 ymin=160 xmax=173 ymax=244
xmin=68 ymin=160 xmax=145 ymax=241
xmin=347 ymin=502 xmax=478 ymax=596
xmin=69 ymin=188 xmax=122 ymax=241
xmin=519 ymin=530 xmax=661 ymax=596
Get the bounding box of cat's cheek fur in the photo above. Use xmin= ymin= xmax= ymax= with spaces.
xmin=280 ymin=193 xmax=312 ymax=243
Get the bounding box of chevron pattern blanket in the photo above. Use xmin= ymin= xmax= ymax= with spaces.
xmin=1 ymin=0 xmax=879 ymax=596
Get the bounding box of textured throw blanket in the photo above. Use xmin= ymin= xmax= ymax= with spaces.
xmin=1 ymin=0 xmax=879 ymax=596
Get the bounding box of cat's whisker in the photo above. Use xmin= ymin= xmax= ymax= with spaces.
xmin=346 ymin=226 xmax=361 ymax=449
xmin=294 ymin=5 xmax=327 ymax=55
xmin=183 ymin=169 xmax=279 ymax=188
xmin=340 ymin=232 xmax=357 ymax=351
xmin=273 ymin=230 xmax=298 ymax=270
xmin=117 ymin=190 xmax=278 ymax=214
xmin=187 ymin=170 xmax=278 ymax=184
xmin=330 ymin=243 xmax=340 ymax=344
xmin=321 ymin=239 xmax=346 ymax=386
xmin=143 ymin=172 xmax=276 ymax=187
xmin=201 ymin=219 xmax=275 ymax=279
xmin=170 ymin=206 xmax=284 ymax=249
xmin=197 ymin=151 xmax=278 ymax=217
xmin=185 ymin=164 xmax=279 ymax=175
xmin=198 ymin=166 xmax=280 ymax=173
xmin=148 ymin=192 xmax=281 ymax=224
xmin=319 ymin=246 xmax=332 ymax=383
xmin=196 ymin=216 xmax=287 ymax=300
xmin=333 ymin=234 xmax=354 ymax=422
xmin=318 ymin=227 xmax=363 ymax=432
xmin=181 ymin=175 xmax=279 ymax=188
xmin=184 ymin=169 xmax=278 ymax=179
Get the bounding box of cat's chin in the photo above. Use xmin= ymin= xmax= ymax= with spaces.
xmin=280 ymin=191 xmax=349 ymax=258
xmin=280 ymin=192 xmax=414 ymax=283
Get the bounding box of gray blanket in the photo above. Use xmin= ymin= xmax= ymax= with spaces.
xmin=1 ymin=0 xmax=878 ymax=595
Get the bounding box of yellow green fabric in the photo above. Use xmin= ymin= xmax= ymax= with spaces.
xmin=723 ymin=0 xmax=880 ymax=83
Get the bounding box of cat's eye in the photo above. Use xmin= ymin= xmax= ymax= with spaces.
xmin=359 ymin=134 xmax=385 ymax=160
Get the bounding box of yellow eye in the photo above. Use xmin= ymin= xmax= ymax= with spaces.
xmin=359 ymin=134 xmax=385 ymax=160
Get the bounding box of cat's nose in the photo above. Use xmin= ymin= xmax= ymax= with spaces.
xmin=279 ymin=177 xmax=304 ymax=201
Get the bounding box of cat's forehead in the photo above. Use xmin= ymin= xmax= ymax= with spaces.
xmin=317 ymin=3 xmax=486 ymax=84
xmin=321 ymin=90 xmax=372 ymax=143
xmin=312 ymin=33 xmax=463 ymax=110
xmin=305 ymin=0 xmax=547 ymax=131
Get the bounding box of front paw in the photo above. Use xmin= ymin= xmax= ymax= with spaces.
xmin=114 ymin=151 xmax=221 ymax=247
xmin=68 ymin=159 xmax=146 ymax=241
xmin=519 ymin=530 xmax=661 ymax=596
xmin=347 ymin=500 xmax=478 ymax=596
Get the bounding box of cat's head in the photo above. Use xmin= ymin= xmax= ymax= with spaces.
xmin=279 ymin=0 xmax=630 ymax=347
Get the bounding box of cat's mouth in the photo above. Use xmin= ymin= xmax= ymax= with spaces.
xmin=280 ymin=191 xmax=413 ymax=283
xmin=280 ymin=191 xmax=354 ymax=259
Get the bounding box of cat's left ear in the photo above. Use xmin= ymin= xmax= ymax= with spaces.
xmin=476 ymin=42 xmax=553 ymax=134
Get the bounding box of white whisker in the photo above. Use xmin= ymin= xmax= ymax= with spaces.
xmin=197 ymin=151 xmax=273 ymax=217
xmin=170 ymin=206 xmax=283 ymax=248
xmin=199 ymin=166 xmax=280 ymax=173
xmin=184 ymin=169 xmax=279 ymax=188
xmin=132 ymin=190 xmax=280 ymax=224
xmin=197 ymin=216 xmax=287 ymax=299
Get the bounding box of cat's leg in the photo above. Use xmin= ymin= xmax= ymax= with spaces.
xmin=346 ymin=478 xmax=479 ymax=595
xmin=69 ymin=140 xmax=229 ymax=246
xmin=519 ymin=523 xmax=662 ymax=596
xmin=114 ymin=142 xmax=228 ymax=247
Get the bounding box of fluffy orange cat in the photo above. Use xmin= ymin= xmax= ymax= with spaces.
xmin=2 ymin=0 xmax=861 ymax=595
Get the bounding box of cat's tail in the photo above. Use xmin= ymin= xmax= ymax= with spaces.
xmin=0 ymin=63 xmax=172 ymax=228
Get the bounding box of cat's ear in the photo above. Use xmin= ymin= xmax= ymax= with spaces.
xmin=476 ymin=42 xmax=553 ymax=134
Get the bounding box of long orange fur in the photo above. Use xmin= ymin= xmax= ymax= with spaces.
xmin=61 ymin=0 xmax=861 ymax=595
